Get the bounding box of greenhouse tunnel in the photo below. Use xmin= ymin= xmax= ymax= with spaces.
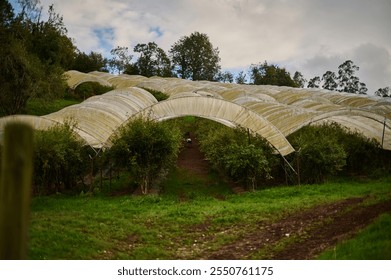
xmin=0 ymin=71 xmax=390 ymax=158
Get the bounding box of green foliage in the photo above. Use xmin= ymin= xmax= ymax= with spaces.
xmin=288 ymin=124 xmax=347 ymax=184
xmin=0 ymin=1 xmax=77 ymax=116
xmin=288 ymin=123 xmax=381 ymax=183
xmin=333 ymin=126 xmax=381 ymax=174
xmin=293 ymin=71 xmax=306 ymax=88
xmin=322 ymin=71 xmax=338 ymax=90
xmin=108 ymin=46 xmax=133 ymax=74
xmin=235 ymin=71 xmax=247 ymax=84
xmin=308 ymin=60 xmax=368 ymax=94
xmin=132 ymin=42 xmax=172 ymax=77
xmin=318 ymin=213 xmax=391 ymax=260
xmin=337 ymin=60 xmax=367 ymax=94
xmin=224 ymin=143 xmax=270 ymax=190
xmin=307 ymin=76 xmax=321 ymax=88
xmin=26 ymin=98 xmax=80 ymax=116
xmin=217 ymin=71 xmax=234 ymax=83
xmin=249 ymin=61 xmax=297 ymax=87
xmin=0 ymin=38 xmax=39 ymax=115
xmin=33 ymin=121 xmax=88 ymax=194
xmin=170 ymin=31 xmax=221 ymax=81
xmin=375 ymin=86 xmax=391 ymax=98
xmin=109 ymin=117 xmax=182 ymax=194
xmin=73 ymin=82 xmax=114 ymax=100
xmin=197 ymin=121 xmax=276 ymax=190
xmin=26 ymin=5 xmax=76 ymax=70
xmin=72 ymin=51 xmax=108 ymax=73
xmin=141 ymin=87 xmax=169 ymax=101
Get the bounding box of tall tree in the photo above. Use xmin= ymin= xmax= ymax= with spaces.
xmin=337 ymin=60 xmax=367 ymax=94
xmin=0 ymin=0 xmax=77 ymax=115
xmin=170 ymin=31 xmax=221 ymax=81
xmin=235 ymin=70 xmax=247 ymax=84
xmin=109 ymin=46 xmax=133 ymax=74
xmin=73 ymin=51 xmax=108 ymax=73
xmin=293 ymin=71 xmax=306 ymax=88
xmin=25 ymin=4 xmax=76 ymax=70
xmin=0 ymin=0 xmax=14 ymax=30
xmin=249 ymin=61 xmax=296 ymax=87
xmin=307 ymin=76 xmax=321 ymax=88
xmin=0 ymin=0 xmax=39 ymax=115
xmin=22 ymin=4 xmax=73 ymax=99
xmin=322 ymin=71 xmax=338 ymax=91
xmin=132 ymin=42 xmax=171 ymax=77
xmin=217 ymin=70 xmax=234 ymax=83
xmin=16 ymin=0 xmax=41 ymax=22
xmin=375 ymin=86 xmax=391 ymax=98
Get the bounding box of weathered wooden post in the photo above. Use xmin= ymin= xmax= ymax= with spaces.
xmin=0 ymin=122 xmax=34 ymax=259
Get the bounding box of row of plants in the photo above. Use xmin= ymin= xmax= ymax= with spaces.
xmin=195 ymin=120 xmax=279 ymax=190
xmin=287 ymin=122 xmax=386 ymax=184
xmin=11 ymin=117 xmax=182 ymax=195
xmin=0 ymin=117 xmax=387 ymax=195
xmin=195 ymin=119 xmax=387 ymax=187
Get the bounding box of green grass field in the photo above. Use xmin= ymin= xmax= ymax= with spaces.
xmin=27 ymin=170 xmax=391 ymax=260
xmin=318 ymin=213 xmax=391 ymax=260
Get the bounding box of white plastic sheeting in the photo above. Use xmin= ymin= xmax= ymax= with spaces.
xmin=1 ymin=70 xmax=390 ymax=156
xmin=0 ymin=86 xmax=158 ymax=149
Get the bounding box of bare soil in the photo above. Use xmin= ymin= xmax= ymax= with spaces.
xmin=205 ymin=196 xmax=391 ymax=259
xmin=177 ymin=133 xmax=245 ymax=193
xmin=176 ymin=135 xmax=391 ymax=259
xmin=177 ymin=133 xmax=210 ymax=177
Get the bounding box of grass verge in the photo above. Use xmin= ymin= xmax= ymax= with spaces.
xmin=318 ymin=213 xmax=391 ymax=260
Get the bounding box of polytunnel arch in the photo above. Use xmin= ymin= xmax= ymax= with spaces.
xmin=121 ymin=96 xmax=295 ymax=156
xmin=282 ymin=109 xmax=391 ymax=150
xmin=1 ymin=71 xmax=390 ymax=158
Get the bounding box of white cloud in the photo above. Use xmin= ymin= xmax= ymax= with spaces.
xmin=352 ymin=44 xmax=391 ymax=92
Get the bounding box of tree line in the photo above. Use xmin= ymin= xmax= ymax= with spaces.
xmin=1 ymin=0 xmax=390 ymax=117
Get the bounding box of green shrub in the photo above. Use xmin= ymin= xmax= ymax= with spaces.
xmin=33 ymin=121 xmax=88 ymax=194
xmin=109 ymin=117 xmax=182 ymax=194
xmin=327 ymin=123 xmax=381 ymax=174
xmin=288 ymin=122 xmax=382 ymax=183
xmin=141 ymin=87 xmax=169 ymax=101
xmin=288 ymin=124 xmax=347 ymax=184
xmin=197 ymin=120 xmax=277 ymax=190
xmin=73 ymin=82 xmax=114 ymax=100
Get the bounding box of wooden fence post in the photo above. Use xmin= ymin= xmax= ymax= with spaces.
xmin=0 ymin=122 xmax=34 ymax=259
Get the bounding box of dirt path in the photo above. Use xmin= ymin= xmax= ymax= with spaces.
xmin=176 ymin=133 xmax=245 ymax=193
xmin=206 ymin=196 xmax=391 ymax=259
xmin=177 ymin=133 xmax=210 ymax=177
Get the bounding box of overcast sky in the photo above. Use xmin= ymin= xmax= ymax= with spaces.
xmin=19 ymin=0 xmax=391 ymax=94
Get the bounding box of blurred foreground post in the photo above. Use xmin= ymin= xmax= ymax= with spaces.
xmin=0 ymin=122 xmax=34 ymax=259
